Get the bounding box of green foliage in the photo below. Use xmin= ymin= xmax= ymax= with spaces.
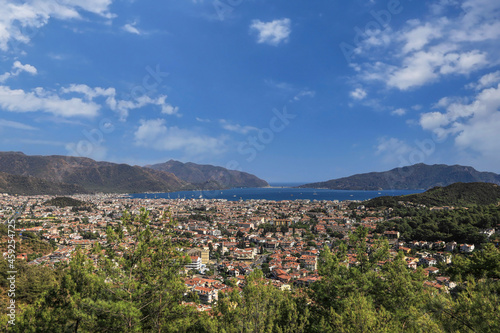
xmin=448 ymin=243 xmax=500 ymax=280
xmin=4 ymin=207 xmax=500 ymax=332
xmin=376 ymin=204 xmax=500 ymax=244
xmin=366 ymin=182 xmax=500 ymax=208
xmin=43 ymin=196 xmax=89 ymax=208
xmin=214 ymin=270 xmax=308 ymax=333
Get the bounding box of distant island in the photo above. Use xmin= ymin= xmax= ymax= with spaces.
xmin=298 ymin=163 xmax=500 ymax=190
xmin=0 ymin=152 xmax=268 ymax=195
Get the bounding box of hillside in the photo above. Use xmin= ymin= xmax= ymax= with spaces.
xmin=0 ymin=171 xmax=87 ymax=195
xmin=43 ymin=197 xmax=88 ymax=208
xmin=299 ymin=163 xmax=500 ymax=190
xmin=0 ymin=152 xmax=187 ymax=194
xmin=146 ymin=160 xmax=269 ymax=189
xmin=363 ymin=182 xmax=500 ymax=208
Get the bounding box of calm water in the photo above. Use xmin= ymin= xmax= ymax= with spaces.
xmin=129 ymin=185 xmax=424 ymax=202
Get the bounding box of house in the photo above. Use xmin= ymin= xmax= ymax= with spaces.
xmin=424 ymin=266 xmax=439 ymax=275
xmin=194 ymin=286 xmax=218 ymax=304
xmin=459 ymin=244 xmax=475 ymax=253
xmin=384 ymin=231 xmax=400 ymax=239
xmin=445 ymin=242 xmax=457 ymax=252
xmin=185 ymin=256 xmax=202 ymax=271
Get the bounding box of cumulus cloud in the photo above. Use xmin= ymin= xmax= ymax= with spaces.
xmin=0 ymin=0 xmax=115 ymax=51
xmin=0 ymin=85 xmax=100 ymax=118
xmin=250 ymin=18 xmax=291 ymax=46
xmin=352 ymin=0 xmax=500 ymax=90
xmin=350 ymin=87 xmax=367 ymax=100
xmin=419 ymin=80 xmax=500 ymax=160
xmin=0 ymin=61 xmax=37 ymax=83
xmin=122 ymin=23 xmax=140 ymax=35
xmin=134 ymin=119 xmax=226 ymax=155
xmin=61 ymin=84 xmax=180 ymax=120
xmin=391 ymin=108 xmax=407 ymax=116
xmin=401 ymin=20 xmax=444 ymax=54
xmin=467 ymin=70 xmax=500 ymax=90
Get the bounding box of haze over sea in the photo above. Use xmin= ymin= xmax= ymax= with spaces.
xmin=130 ymin=183 xmax=424 ymax=202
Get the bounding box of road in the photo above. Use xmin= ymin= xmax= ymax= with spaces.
xmin=4 ymin=201 xmax=27 ymax=225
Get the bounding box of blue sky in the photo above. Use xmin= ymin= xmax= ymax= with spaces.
xmin=1 ymin=0 xmax=500 ymax=182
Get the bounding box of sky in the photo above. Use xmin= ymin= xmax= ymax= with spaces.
xmin=1 ymin=0 xmax=500 ymax=183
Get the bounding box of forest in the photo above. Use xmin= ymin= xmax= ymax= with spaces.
xmin=0 ymin=209 xmax=499 ymax=332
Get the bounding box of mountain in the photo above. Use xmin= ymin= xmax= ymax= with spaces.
xmin=363 ymin=182 xmax=500 ymax=207
xmin=0 ymin=171 xmax=87 ymax=195
xmin=146 ymin=160 xmax=269 ymax=189
xmin=0 ymin=152 xmax=187 ymax=194
xmin=299 ymin=164 xmax=500 ymax=190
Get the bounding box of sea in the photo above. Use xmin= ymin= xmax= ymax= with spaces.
xmin=129 ymin=183 xmax=424 ymax=202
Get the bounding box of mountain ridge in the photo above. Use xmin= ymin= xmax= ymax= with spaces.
xmin=0 ymin=171 xmax=88 ymax=195
xmin=146 ymin=160 xmax=269 ymax=189
xmin=0 ymin=152 xmax=268 ymax=195
xmin=299 ymin=163 xmax=500 ymax=190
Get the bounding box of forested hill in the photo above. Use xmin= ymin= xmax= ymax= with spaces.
xmin=299 ymin=163 xmax=500 ymax=190
xmin=43 ymin=197 xmax=88 ymax=208
xmin=364 ymin=182 xmax=500 ymax=208
xmin=0 ymin=171 xmax=87 ymax=195
xmin=0 ymin=152 xmax=268 ymax=194
xmin=146 ymin=160 xmax=269 ymax=189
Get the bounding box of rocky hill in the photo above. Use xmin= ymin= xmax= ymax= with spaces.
xmin=0 ymin=152 xmax=187 ymax=194
xmin=146 ymin=160 xmax=269 ymax=189
xmin=0 ymin=171 xmax=87 ymax=195
xmin=299 ymin=164 xmax=500 ymax=190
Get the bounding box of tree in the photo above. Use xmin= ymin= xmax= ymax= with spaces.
xmin=214 ymin=270 xmax=308 ymax=333
xmin=13 ymin=208 xmax=207 ymax=332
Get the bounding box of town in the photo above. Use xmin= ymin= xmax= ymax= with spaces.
xmin=0 ymin=192 xmax=496 ymax=312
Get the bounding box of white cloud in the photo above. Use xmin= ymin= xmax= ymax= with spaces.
xmin=375 ymin=137 xmax=413 ymax=165
xmin=0 ymin=118 xmax=37 ymax=130
xmin=419 ymin=82 xmax=500 ymax=161
xmin=219 ymin=119 xmax=258 ymax=135
xmin=350 ymin=87 xmax=367 ymax=100
xmin=391 ymin=108 xmax=407 ymax=116
xmin=292 ymin=89 xmax=316 ymax=102
xmin=467 ymin=70 xmax=500 ymax=90
xmin=401 ymin=20 xmax=443 ymax=54
xmin=134 ymin=119 xmax=226 ymax=155
xmin=0 ymin=85 xmax=100 ymax=118
xmin=122 ymin=23 xmax=140 ymax=35
xmin=250 ymin=18 xmax=291 ymax=46
xmin=12 ymin=61 xmax=37 ymax=75
xmin=60 ymin=84 xmax=180 ymax=120
xmin=0 ymin=61 xmax=37 ymax=83
xmin=352 ymin=0 xmax=500 ymax=90
xmin=196 ymin=117 xmax=211 ymax=123
xmin=160 ymin=103 xmax=179 ymax=116
xmin=386 ymin=47 xmax=488 ymax=90
xmin=0 ymin=0 xmax=115 ymax=51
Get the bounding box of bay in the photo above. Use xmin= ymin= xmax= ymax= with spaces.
xmin=129 ymin=185 xmax=424 ymax=202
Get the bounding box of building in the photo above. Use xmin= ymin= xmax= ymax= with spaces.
xmin=185 ymin=256 xmax=202 ymax=271
xmin=187 ymin=248 xmax=210 ymax=264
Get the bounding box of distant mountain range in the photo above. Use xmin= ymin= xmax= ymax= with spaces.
xmin=0 ymin=152 xmax=268 ymax=195
xmin=146 ymin=160 xmax=268 ymax=189
xmin=0 ymin=171 xmax=87 ymax=196
xmin=299 ymin=164 xmax=500 ymax=190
